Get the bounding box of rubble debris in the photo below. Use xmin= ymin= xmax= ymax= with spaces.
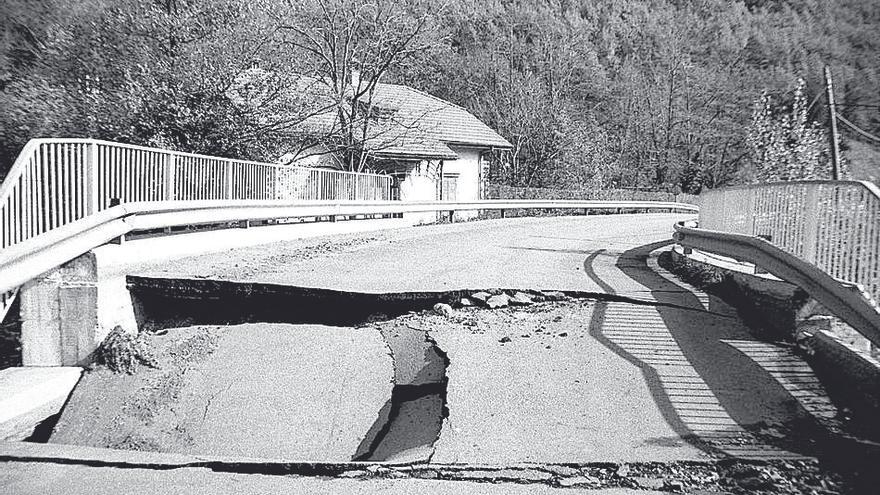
xmin=433 ymin=303 xmax=454 ymax=317
xmin=509 ymin=292 xmax=534 ymax=305
xmin=486 ymin=294 xmax=510 ymax=309
xmin=557 ymin=475 xmax=601 ymax=487
xmin=470 ymin=291 xmax=491 ymax=304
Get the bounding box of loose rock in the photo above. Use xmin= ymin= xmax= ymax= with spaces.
xmin=499 ymin=336 xmax=512 ymax=344
xmin=338 ymin=470 xmax=369 ymax=478
xmin=433 ymin=303 xmax=454 ymax=317
xmin=486 ymin=294 xmax=510 ymax=309
xmin=458 ymin=297 xmax=474 ymax=307
xmin=558 ymin=475 xmax=601 ymax=488
xmin=632 ymin=477 xmax=664 ymax=489
xmin=509 ymin=291 xmax=534 ymax=305
xmin=471 ymin=291 xmax=491 ymax=304
xmin=542 ymin=291 xmax=567 ymax=301
xmin=547 ymin=466 xmax=580 ymax=477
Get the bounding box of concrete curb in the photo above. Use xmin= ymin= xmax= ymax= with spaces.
xmin=0 ymin=367 xmax=82 ymax=441
xmin=669 ymin=247 xmax=808 ymax=341
xmin=799 ymin=329 xmax=880 ymax=426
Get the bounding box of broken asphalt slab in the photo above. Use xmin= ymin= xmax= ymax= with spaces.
xmin=50 ymin=323 xmax=393 ymax=461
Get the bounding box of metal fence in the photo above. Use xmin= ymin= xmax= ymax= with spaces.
xmin=486 ymin=184 xmax=699 ymax=204
xmin=0 ymin=138 xmax=393 ymax=251
xmin=698 ymin=180 xmax=880 ymax=304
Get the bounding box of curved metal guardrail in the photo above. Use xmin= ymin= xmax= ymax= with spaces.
xmin=0 ymin=198 xmax=698 ymax=296
xmin=674 ymin=221 xmax=880 ymax=348
xmin=697 ymin=180 xmax=880 ymax=305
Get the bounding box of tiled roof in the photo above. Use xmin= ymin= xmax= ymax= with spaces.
xmin=290 ymin=78 xmax=511 ymax=160
xmin=370 ymin=83 xmax=512 ymax=151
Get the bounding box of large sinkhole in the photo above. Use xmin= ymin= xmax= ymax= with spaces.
xmin=44 ymin=277 xmax=456 ymax=463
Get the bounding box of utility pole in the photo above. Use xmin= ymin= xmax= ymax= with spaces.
xmin=824 ymin=66 xmax=842 ymax=180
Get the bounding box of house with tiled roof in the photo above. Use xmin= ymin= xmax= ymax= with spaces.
xmin=284 ymin=75 xmax=512 ymax=223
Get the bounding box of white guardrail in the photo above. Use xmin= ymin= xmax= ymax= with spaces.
xmin=0 ymin=138 xmax=699 ymax=321
xmin=676 ymin=180 xmax=880 ymax=347
xmin=696 ymin=180 xmax=880 ymax=305
xmin=0 ymin=198 xmax=699 ymax=296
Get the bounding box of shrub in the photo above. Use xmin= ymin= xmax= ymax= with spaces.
xmin=96 ymin=326 xmax=158 ymax=374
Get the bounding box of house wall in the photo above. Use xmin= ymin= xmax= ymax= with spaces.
xmin=279 ymin=144 xmax=342 ymax=169
xmin=398 ymin=160 xmax=440 ymax=225
xmin=442 ymin=146 xmax=483 ymax=220
xmin=394 ymin=147 xmax=485 ymax=224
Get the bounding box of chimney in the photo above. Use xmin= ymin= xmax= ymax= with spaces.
xmin=350 ymin=69 xmax=361 ymax=90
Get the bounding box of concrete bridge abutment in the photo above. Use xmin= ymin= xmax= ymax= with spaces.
xmin=20 ymin=252 xmax=137 ymax=366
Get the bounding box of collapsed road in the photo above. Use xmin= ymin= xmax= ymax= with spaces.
xmin=3 ymin=214 xmax=877 ymax=493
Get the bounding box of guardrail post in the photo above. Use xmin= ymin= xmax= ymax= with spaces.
xmin=165 ymin=152 xmax=176 ymax=201
xmin=86 ymin=142 xmax=99 ymax=214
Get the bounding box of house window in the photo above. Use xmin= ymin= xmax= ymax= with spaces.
xmin=441 ymin=173 xmax=459 ymax=201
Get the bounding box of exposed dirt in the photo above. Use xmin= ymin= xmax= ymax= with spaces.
xmin=50 ymin=326 xmax=220 ymax=451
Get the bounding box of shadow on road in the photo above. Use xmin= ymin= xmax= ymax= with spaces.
xmin=583 ymin=240 xmax=825 ymax=458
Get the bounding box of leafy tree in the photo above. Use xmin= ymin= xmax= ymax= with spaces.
xmin=745 ymin=79 xmax=833 ymax=182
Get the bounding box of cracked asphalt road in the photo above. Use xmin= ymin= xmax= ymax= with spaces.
xmin=132 ymin=213 xmax=695 ymax=298
xmin=125 ymin=214 xmax=832 ymax=462
xmin=51 ymin=324 xmax=394 ymax=461
xmin=5 ymin=213 xmax=847 ymax=493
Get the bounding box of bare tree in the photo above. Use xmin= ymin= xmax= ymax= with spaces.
xmin=276 ymin=0 xmax=445 ymax=172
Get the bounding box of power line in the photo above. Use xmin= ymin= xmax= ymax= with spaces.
xmin=823 ymin=102 xmax=880 ymax=109
xmin=837 ymin=113 xmax=880 ymax=143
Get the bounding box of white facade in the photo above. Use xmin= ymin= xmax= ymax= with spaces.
xmin=397 ymin=146 xmax=485 ymax=224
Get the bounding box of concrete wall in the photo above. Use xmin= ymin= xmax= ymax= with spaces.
xmin=19 ymin=254 xmax=137 ymax=366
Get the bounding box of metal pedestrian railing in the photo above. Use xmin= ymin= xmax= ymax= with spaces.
xmin=697 ymin=180 xmax=880 ymax=305
xmin=0 ymin=138 xmax=393 ymax=252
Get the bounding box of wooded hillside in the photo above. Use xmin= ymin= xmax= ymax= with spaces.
xmin=2 ymin=0 xmax=878 ymax=192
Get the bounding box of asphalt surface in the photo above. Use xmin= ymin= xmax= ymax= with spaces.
xmin=51 ymin=324 xmax=394 ymax=461
xmin=132 ymin=213 xmax=693 ymax=297
xmin=2 ymin=214 xmax=841 ymax=492
xmin=0 ymin=461 xmax=666 ymax=495
xmin=127 ymin=214 xmax=833 ymax=461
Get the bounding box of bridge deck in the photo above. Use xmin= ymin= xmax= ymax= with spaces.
xmin=115 ymin=214 xmax=835 ymax=462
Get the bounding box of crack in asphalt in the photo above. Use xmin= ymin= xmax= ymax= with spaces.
xmin=201 ymin=381 xmax=236 ymax=422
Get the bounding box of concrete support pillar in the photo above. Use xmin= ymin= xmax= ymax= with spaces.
xmin=19 ymin=252 xmax=137 ymax=366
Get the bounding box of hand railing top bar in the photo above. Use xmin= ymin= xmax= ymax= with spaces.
xmin=697 ymin=179 xmax=880 ymax=194
xmin=0 ymin=138 xmax=390 ymax=184
xmin=697 ymin=180 xmax=880 ymax=305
